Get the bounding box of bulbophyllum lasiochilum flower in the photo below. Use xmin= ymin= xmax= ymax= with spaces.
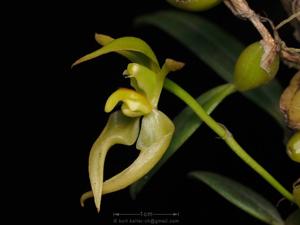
xmin=73 ymin=34 xmax=184 ymax=212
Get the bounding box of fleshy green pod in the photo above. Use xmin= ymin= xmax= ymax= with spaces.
xmin=287 ymin=132 xmax=300 ymax=163
xmin=166 ymin=0 xmax=221 ymax=11
xmin=233 ymin=42 xmax=280 ymax=91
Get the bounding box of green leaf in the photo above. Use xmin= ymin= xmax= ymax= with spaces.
xmin=130 ymin=83 xmax=236 ymax=198
xmin=285 ymin=209 xmax=300 ymax=225
xmin=189 ymin=171 xmax=284 ymax=225
xmin=72 ymin=36 xmax=160 ymax=72
xmin=134 ymin=10 xmax=284 ymax=127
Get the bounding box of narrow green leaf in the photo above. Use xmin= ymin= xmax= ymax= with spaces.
xmin=285 ymin=209 xmax=300 ymax=225
xmin=134 ymin=10 xmax=284 ymax=127
xmin=130 ymin=83 xmax=236 ymax=198
xmin=189 ymin=171 xmax=284 ymax=225
xmin=72 ymin=36 xmax=160 ymax=72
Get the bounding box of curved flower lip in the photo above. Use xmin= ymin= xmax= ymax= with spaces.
xmin=105 ymin=88 xmax=153 ymax=117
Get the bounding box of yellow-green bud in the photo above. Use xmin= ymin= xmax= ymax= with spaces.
xmin=233 ymin=41 xmax=280 ymax=92
xmin=287 ymin=132 xmax=300 ymax=163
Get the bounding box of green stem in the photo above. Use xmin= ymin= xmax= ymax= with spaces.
xmin=164 ymin=78 xmax=294 ymax=202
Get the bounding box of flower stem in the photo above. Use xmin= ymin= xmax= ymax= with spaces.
xmin=164 ymin=78 xmax=294 ymax=202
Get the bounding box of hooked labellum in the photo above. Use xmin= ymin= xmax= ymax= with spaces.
xmin=73 ymin=34 xmax=184 ymax=212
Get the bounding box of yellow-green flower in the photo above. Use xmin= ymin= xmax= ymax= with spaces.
xmin=73 ymin=34 xmax=184 ymax=212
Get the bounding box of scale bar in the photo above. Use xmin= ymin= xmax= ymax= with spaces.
xmin=113 ymin=212 xmax=179 ymax=216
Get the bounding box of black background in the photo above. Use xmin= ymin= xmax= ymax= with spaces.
xmin=10 ymin=0 xmax=299 ymax=224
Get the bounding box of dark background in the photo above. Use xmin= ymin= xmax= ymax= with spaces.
xmin=12 ymin=0 xmax=299 ymax=224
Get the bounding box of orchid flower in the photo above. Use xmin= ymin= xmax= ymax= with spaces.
xmin=73 ymin=34 xmax=184 ymax=212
